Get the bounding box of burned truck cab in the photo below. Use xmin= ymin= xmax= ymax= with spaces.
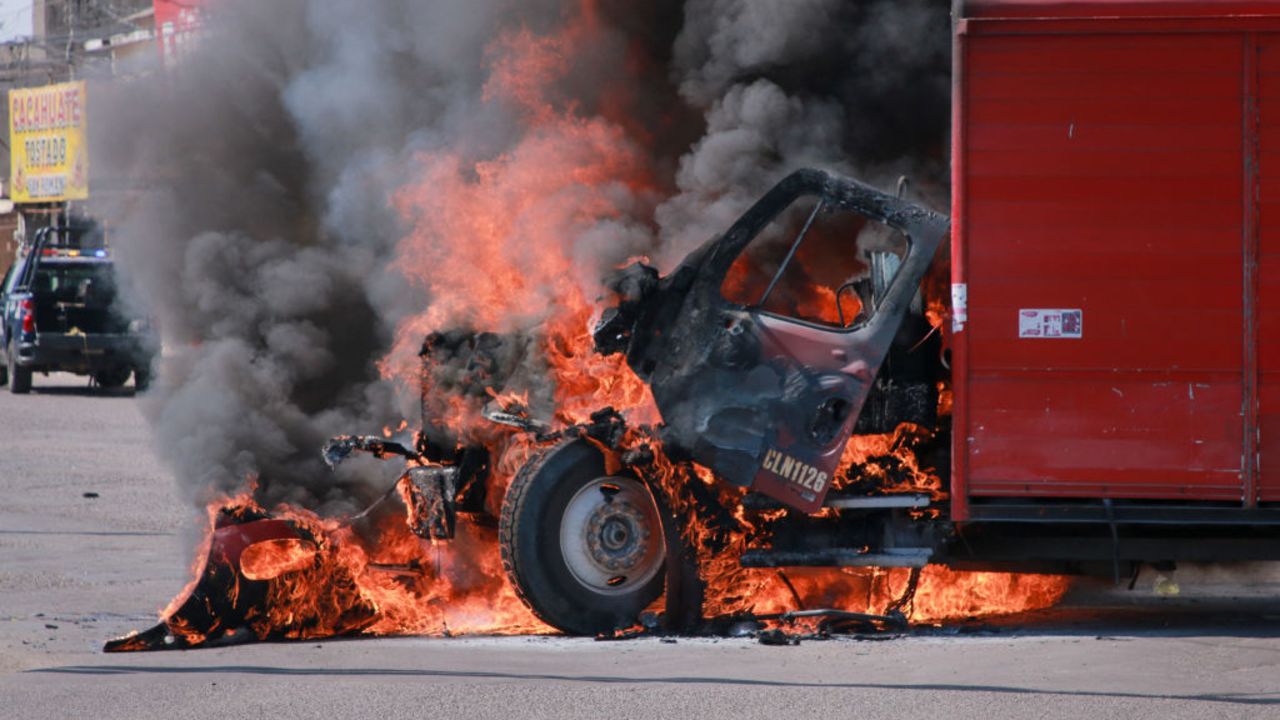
xmin=596 ymin=169 xmax=949 ymax=512
xmin=322 ymin=169 xmax=953 ymax=637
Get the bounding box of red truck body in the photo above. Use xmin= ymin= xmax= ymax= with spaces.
xmin=952 ymin=0 xmax=1280 ymax=521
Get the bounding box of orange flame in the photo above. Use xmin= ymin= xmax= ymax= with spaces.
xmin=145 ymin=1 xmax=1069 ymax=646
xmin=239 ymin=538 xmax=319 ymax=581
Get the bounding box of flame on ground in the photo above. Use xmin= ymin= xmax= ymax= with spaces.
xmin=636 ymin=438 xmax=1069 ymax=625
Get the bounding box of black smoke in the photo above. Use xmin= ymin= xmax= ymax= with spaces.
xmin=91 ymin=0 xmax=950 ymax=513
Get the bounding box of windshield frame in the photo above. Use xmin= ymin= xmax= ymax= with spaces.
xmin=707 ymin=174 xmax=918 ymax=336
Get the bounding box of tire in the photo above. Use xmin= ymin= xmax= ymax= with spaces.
xmin=93 ymin=366 xmax=131 ymax=389
xmin=0 ymin=356 xmax=7 ymax=387
xmin=500 ymin=439 xmax=667 ymax=635
xmin=8 ymin=346 xmax=30 ymax=394
xmin=133 ymin=364 xmax=151 ymax=392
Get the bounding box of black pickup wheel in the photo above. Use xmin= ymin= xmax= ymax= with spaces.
xmin=8 ymin=345 xmax=30 ymax=394
xmin=500 ymin=440 xmax=667 ymax=635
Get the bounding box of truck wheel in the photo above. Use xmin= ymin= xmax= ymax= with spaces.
xmin=8 ymin=346 xmax=30 ymax=394
xmin=500 ymin=439 xmax=667 ymax=635
xmin=93 ymin=367 xmax=131 ymax=389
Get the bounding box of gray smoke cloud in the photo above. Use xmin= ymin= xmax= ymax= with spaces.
xmin=90 ymin=0 xmax=539 ymax=512
xmin=91 ymin=0 xmax=949 ymax=514
xmin=657 ymin=0 xmax=950 ymax=267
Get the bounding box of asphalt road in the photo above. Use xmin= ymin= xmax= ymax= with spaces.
xmin=3 ymin=373 xmax=1280 ymax=719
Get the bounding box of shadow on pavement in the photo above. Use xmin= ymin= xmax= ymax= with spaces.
xmin=928 ymin=602 xmax=1280 ymax=640
xmin=25 ymin=384 xmax=138 ymax=398
xmin=31 ymin=663 xmax=1280 ymax=706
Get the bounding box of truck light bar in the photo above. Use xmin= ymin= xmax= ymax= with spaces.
xmin=38 ymin=247 xmax=108 ymax=258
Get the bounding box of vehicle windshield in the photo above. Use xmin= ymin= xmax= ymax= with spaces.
xmin=720 ymin=195 xmax=910 ymax=330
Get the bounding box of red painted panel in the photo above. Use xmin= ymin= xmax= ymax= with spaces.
xmin=965 ymin=1 xmax=1280 ymax=20
xmin=967 ymin=309 xmax=1243 ymax=371
xmin=970 ymin=250 xmax=1241 ymax=284
xmin=959 ymin=31 xmax=1247 ymax=503
xmin=970 ymin=123 xmax=1238 ymax=153
xmin=967 ymin=146 xmax=1239 ymax=174
xmin=968 ymin=96 xmax=1243 ymax=127
xmin=1256 ymin=35 xmax=1280 ymax=501
xmin=1260 ymin=389 xmax=1280 ymax=499
xmin=966 ymin=223 xmax=1240 ymax=252
xmin=968 ymin=198 xmax=1239 ymax=228
xmin=969 ymin=172 xmax=1241 ymax=198
xmin=967 ymin=33 xmax=1244 ymax=73
xmin=971 ymin=72 xmax=1240 ymax=103
xmin=968 ymin=376 xmax=1243 ymax=498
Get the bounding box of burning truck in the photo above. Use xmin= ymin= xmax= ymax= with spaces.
xmin=108 ymin=0 xmax=1280 ymax=650
xmin=110 ymin=168 xmax=969 ymax=650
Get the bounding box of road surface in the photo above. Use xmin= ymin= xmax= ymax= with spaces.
xmin=2 ymin=373 xmax=1279 ymax=719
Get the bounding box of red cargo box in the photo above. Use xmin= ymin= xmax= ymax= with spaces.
xmin=952 ymin=0 xmax=1280 ymax=519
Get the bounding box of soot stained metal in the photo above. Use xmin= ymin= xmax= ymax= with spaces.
xmin=595 ymin=169 xmax=948 ymax=512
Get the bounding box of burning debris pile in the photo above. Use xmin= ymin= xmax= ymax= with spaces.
xmin=98 ymin=0 xmax=1070 ymax=652
xmin=105 ymin=393 xmax=1068 ymax=651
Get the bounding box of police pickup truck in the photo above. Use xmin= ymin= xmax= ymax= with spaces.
xmin=0 ymin=225 xmax=155 ymax=393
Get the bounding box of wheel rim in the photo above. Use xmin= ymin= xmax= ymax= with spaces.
xmin=558 ymin=476 xmax=665 ymax=596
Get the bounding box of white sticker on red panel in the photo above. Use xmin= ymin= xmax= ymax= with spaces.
xmin=1018 ymin=309 xmax=1082 ymax=338
xmin=951 ymin=283 xmax=967 ymax=333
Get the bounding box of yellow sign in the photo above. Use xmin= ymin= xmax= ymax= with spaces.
xmin=8 ymin=81 xmax=88 ymax=203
